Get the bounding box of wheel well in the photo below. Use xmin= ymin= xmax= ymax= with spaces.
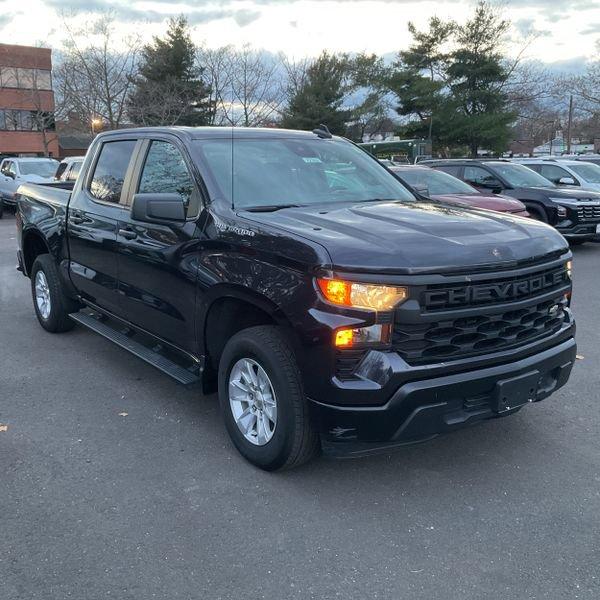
xmin=204 ymin=297 xmax=276 ymax=371
xmin=523 ymin=202 xmax=548 ymax=222
xmin=23 ymin=231 xmax=50 ymax=275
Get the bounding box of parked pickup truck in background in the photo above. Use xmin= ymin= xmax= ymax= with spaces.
xmin=423 ymin=158 xmax=600 ymax=244
xmin=54 ymin=156 xmax=85 ymax=183
xmin=0 ymin=157 xmax=58 ymax=207
xmin=16 ymin=127 xmax=576 ymax=470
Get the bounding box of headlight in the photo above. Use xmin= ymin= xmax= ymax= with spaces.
xmin=548 ymin=200 xmax=569 ymax=218
xmin=317 ymin=278 xmax=408 ymax=310
xmin=566 ymin=260 xmax=572 ymax=278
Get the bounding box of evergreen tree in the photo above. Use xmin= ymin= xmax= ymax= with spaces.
xmin=128 ymin=16 xmax=211 ymax=126
xmin=388 ymin=17 xmax=454 ymax=142
xmin=387 ymin=2 xmax=516 ymax=155
xmin=445 ymin=2 xmax=516 ymax=156
xmin=281 ymin=52 xmax=351 ymax=134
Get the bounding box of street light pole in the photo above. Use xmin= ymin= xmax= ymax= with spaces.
xmin=566 ymin=95 xmax=574 ymax=154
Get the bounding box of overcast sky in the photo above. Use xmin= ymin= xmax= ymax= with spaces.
xmin=2 ymin=0 xmax=599 ymax=66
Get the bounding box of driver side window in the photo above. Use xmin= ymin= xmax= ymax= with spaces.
xmin=463 ymin=166 xmax=497 ymax=187
xmin=138 ymin=140 xmax=199 ymax=217
xmin=539 ymin=164 xmax=577 ymax=185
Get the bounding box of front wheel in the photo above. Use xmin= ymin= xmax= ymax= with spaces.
xmin=30 ymin=254 xmax=78 ymax=332
xmin=218 ymin=325 xmax=320 ymax=471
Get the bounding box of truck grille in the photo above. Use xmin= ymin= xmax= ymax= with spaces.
xmin=393 ymin=295 xmax=567 ymax=365
xmin=422 ymin=264 xmax=569 ymax=311
xmin=576 ymin=205 xmax=600 ymax=222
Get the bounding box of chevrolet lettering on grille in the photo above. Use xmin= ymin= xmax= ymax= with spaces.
xmin=423 ymin=269 xmax=568 ymax=309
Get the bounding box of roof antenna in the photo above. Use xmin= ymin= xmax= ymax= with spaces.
xmin=313 ymin=124 xmax=332 ymax=139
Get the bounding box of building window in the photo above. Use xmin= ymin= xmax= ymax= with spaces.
xmin=0 ymin=109 xmax=56 ymax=131
xmin=0 ymin=67 xmax=52 ymax=90
xmin=35 ymin=69 xmax=52 ymax=90
xmin=1 ymin=67 xmax=18 ymax=87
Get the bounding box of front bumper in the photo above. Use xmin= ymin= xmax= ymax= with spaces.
xmin=557 ymin=205 xmax=600 ymax=238
xmin=311 ymin=336 xmax=576 ymax=457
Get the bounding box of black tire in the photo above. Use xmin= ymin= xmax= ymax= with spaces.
xmin=525 ymin=204 xmax=548 ymax=222
xmin=30 ymin=254 xmax=78 ymax=333
xmin=568 ymin=239 xmax=587 ymax=246
xmin=218 ymin=325 xmax=320 ymax=471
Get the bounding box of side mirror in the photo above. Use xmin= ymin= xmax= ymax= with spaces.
xmin=131 ymin=193 xmax=186 ymax=224
xmin=6 ymin=172 xmax=15 ymax=179
xmin=558 ymin=176 xmax=576 ymax=186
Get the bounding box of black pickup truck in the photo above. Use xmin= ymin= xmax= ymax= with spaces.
xmin=16 ymin=127 xmax=576 ymax=470
xmin=422 ymin=158 xmax=600 ymax=243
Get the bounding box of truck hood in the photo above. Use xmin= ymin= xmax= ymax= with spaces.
xmin=513 ymin=186 xmax=600 ymax=201
xmin=430 ymin=193 xmax=526 ymax=213
xmin=21 ymin=174 xmax=55 ymax=183
xmin=242 ymin=200 xmax=568 ymax=274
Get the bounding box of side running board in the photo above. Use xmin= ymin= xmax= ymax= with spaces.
xmin=69 ymin=311 xmax=201 ymax=385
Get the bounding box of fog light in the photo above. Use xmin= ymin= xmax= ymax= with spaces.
xmin=557 ymin=206 xmax=568 ymax=218
xmin=334 ymin=324 xmax=391 ymax=347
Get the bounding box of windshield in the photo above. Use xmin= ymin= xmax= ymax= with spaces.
xmin=394 ymin=167 xmax=478 ymax=195
xmin=485 ymin=162 xmax=555 ymax=188
xmin=194 ymin=138 xmax=416 ymax=209
xmin=570 ymin=163 xmax=600 ymax=183
xmin=19 ymin=160 xmax=57 ymax=178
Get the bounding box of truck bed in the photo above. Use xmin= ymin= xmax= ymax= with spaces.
xmin=17 ymin=181 xmax=73 ymax=209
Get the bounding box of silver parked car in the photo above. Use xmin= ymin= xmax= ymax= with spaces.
xmin=0 ymin=157 xmax=59 ymax=206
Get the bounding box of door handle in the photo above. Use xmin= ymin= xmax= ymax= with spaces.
xmin=69 ymin=215 xmax=85 ymax=225
xmin=118 ymin=227 xmax=138 ymax=240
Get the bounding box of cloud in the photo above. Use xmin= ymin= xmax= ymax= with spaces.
xmin=0 ymin=15 xmax=12 ymax=29
xmin=513 ymin=18 xmax=551 ymax=38
xmin=45 ymin=0 xmax=261 ymax=26
xmin=581 ymin=22 xmax=600 ymax=35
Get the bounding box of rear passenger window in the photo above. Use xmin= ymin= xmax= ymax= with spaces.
xmin=436 ymin=165 xmax=462 ymax=177
xmin=67 ymin=162 xmax=82 ymax=182
xmin=54 ymin=162 xmax=67 ymax=180
xmin=138 ymin=141 xmax=198 ymax=217
xmin=89 ymin=140 xmax=136 ymax=204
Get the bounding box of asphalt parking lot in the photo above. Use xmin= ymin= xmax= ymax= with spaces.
xmin=1 ymin=210 xmax=599 ymax=600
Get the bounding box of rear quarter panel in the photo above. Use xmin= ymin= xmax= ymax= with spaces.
xmin=17 ymin=183 xmax=71 ymax=276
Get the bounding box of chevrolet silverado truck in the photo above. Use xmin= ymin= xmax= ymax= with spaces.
xmin=16 ymin=127 xmax=576 ymax=470
xmin=422 ymin=158 xmax=600 ymax=244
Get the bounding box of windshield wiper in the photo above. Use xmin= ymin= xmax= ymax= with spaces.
xmin=243 ymin=204 xmax=303 ymax=212
xmin=359 ymin=197 xmax=413 ymax=203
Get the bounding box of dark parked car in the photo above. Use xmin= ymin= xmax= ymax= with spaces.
xmin=15 ymin=127 xmax=576 ymax=470
xmin=422 ymin=159 xmax=600 ymax=243
xmin=389 ymin=165 xmax=530 ymax=217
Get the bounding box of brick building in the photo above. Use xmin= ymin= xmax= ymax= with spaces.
xmin=0 ymin=43 xmax=59 ymax=157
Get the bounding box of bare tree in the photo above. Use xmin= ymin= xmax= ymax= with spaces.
xmin=280 ymin=55 xmax=311 ymax=104
xmin=126 ymin=78 xmax=197 ymax=126
xmin=201 ymin=45 xmax=285 ymax=127
xmin=198 ymin=45 xmax=234 ymax=126
xmin=56 ymin=14 xmax=140 ymax=131
xmin=565 ymin=41 xmax=600 ymax=116
xmin=30 ymin=69 xmax=65 ymax=156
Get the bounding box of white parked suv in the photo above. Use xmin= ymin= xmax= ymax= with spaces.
xmin=513 ymin=158 xmax=600 ymax=193
xmin=0 ymin=157 xmax=59 ymax=206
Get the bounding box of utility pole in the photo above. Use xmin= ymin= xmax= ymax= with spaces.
xmin=566 ymin=95 xmax=574 ymax=154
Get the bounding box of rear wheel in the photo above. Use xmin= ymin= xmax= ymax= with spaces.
xmin=218 ymin=325 xmax=320 ymax=471
xmin=30 ymin=254 xmax=78 ymax=333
